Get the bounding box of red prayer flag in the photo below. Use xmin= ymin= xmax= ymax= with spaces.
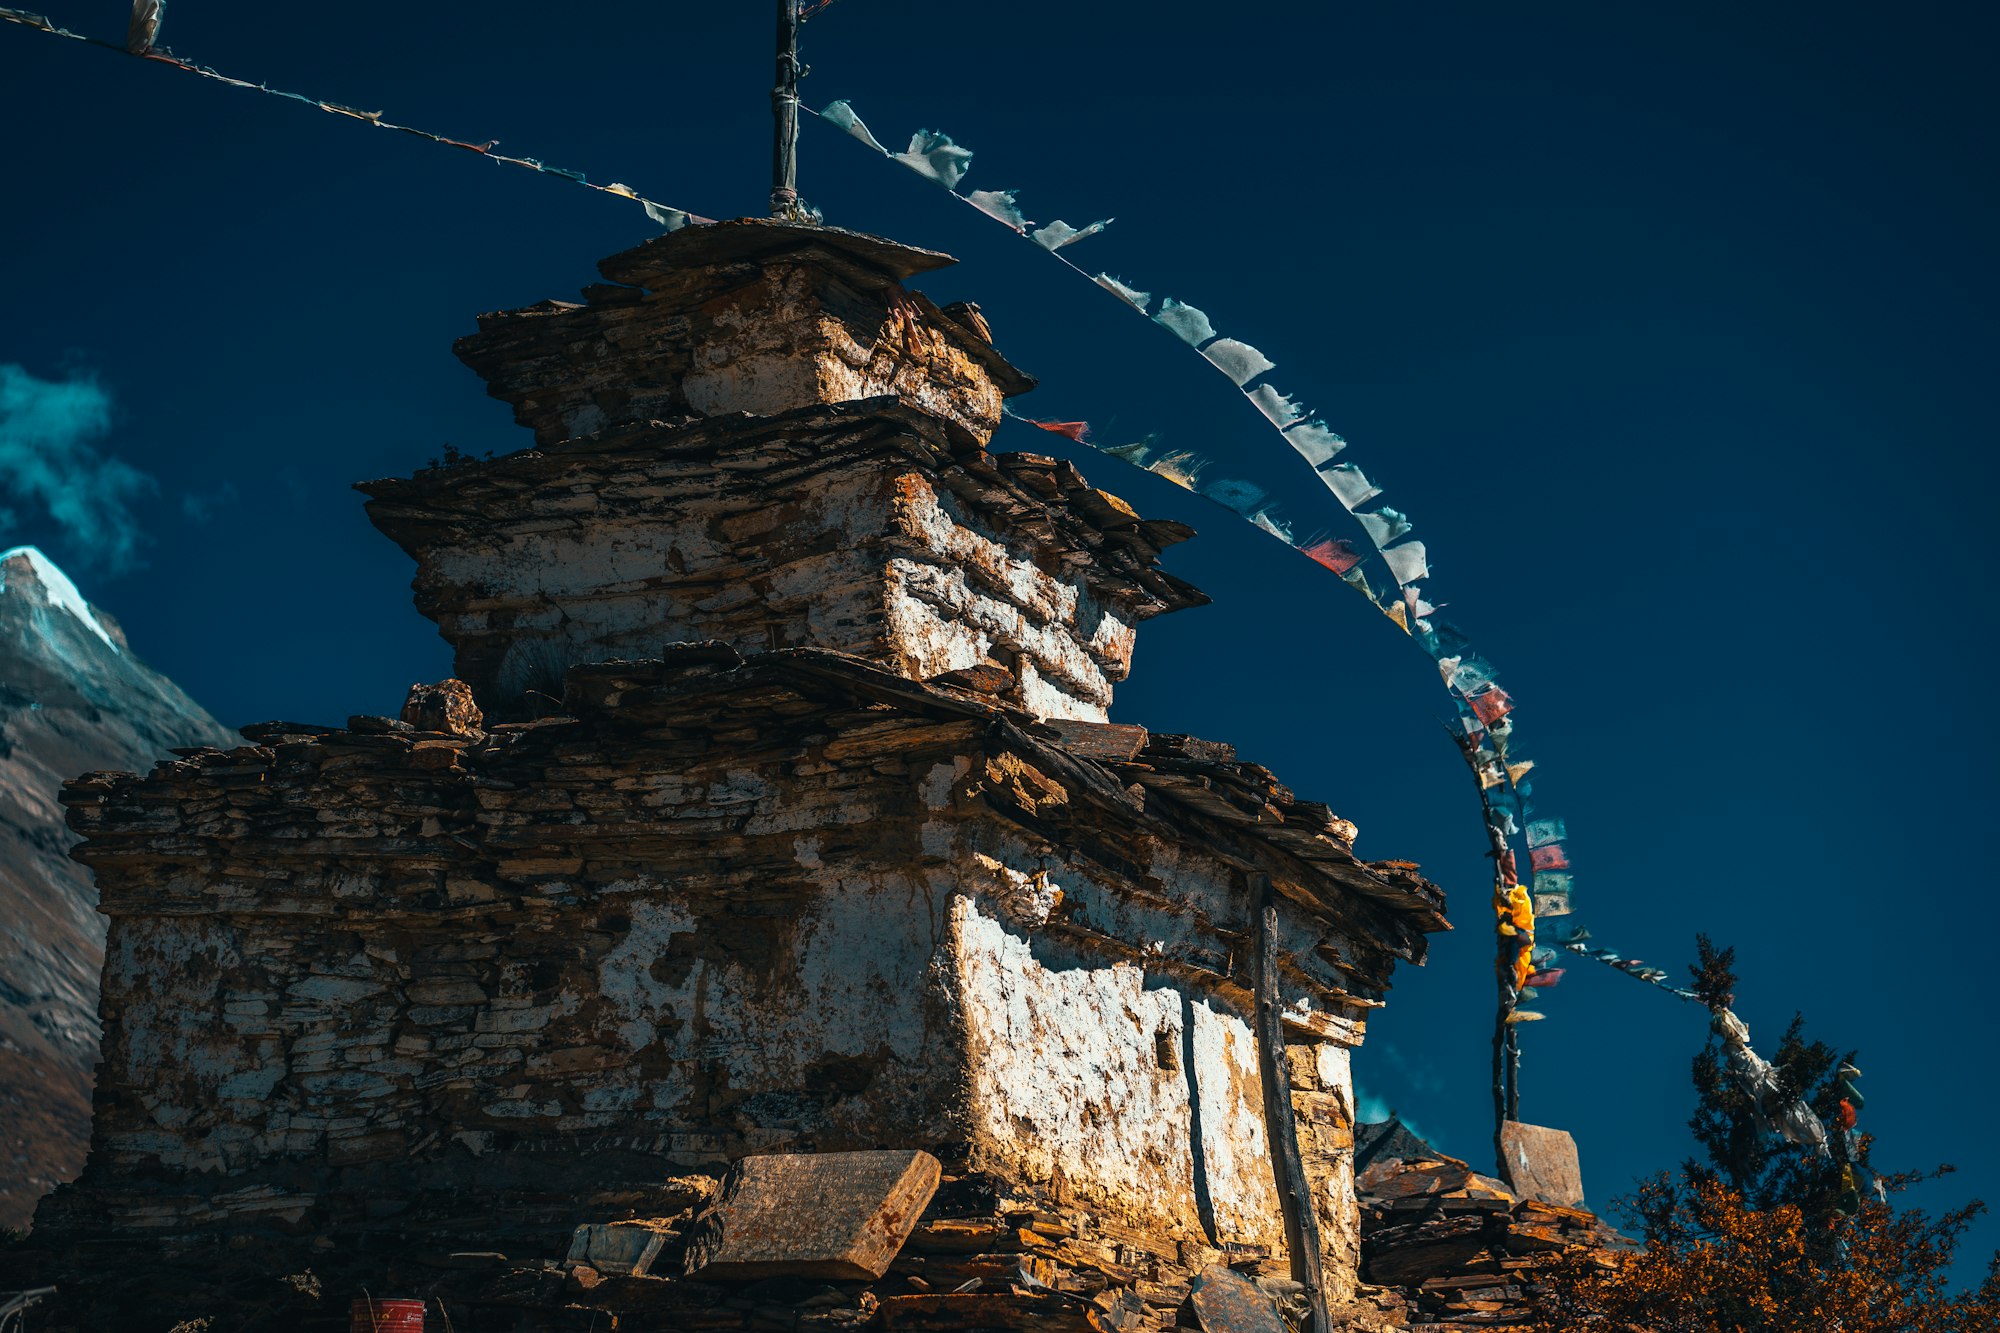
xmin=1530 ymin=843 xmax=1570 ymax=871
xmin=1300 ymin=537 xmax=1362 ymax=575
xmin=1023 ymin=418 xmax=1091 ymax=443
xmin=1525 ymin=968 xmax=1566 ymax=989
xmin=1469 ymin=687 xmax=1515 ymax=725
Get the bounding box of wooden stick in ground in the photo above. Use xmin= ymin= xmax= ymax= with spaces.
xmin=1250 ymin=872 xmax=1332 ymax=1333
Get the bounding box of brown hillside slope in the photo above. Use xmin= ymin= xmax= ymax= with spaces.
xmin=0 ymin=546 xmax=236 ymax=1230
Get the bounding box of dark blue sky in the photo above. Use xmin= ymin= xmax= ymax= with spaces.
xmin=4 ymin=1 xmax=1995 ymax=1261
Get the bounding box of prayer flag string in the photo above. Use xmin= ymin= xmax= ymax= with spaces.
xmin=810 ymin=99 xmax=1578 ymax=997
xmin=0 ymin=5 xmax=706 ymax=230
xmin=809 ymin=99 xmax=1866 ymax=1161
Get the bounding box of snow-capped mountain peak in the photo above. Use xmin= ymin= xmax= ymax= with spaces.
xmin=0 ymin=544 xmax=120 ymax=654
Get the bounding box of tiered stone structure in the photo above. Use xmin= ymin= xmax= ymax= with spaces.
xmin=380 ymin=223 xmax=1170 ymax=725
xmin=23 ymin=220 xmax=1449 ymax=1331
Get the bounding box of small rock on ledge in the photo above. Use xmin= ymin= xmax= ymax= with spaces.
xmin=402 ymin=679 xmax=485 ymax=737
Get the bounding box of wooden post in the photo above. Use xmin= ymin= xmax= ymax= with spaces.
xmin=1506 ymin=1023 xmax=1522 ymax=1122
xmin=770 ymin=0 xmax=802 ymax=217
xmin=1492 ymin=973 xmax=1511 ymax=1154
xmin=1250 ymin=873 xmax=1332 ymax=1333
xmin=1448 ymin=727 xmax=1520 ymax=1168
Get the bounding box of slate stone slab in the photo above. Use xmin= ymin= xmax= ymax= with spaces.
xmin=565 ymin=1221 xmax=671 ymax=1276
xmin=1189 ymin=1264 xmax=1285 ymax=1333
xmin=683 ymin=1149 xmax=941 ymax=1280
xmin=1499 ymin=1120 xmax=1585 ymax=1208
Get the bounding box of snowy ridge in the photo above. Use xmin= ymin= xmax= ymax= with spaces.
xmin=0 ymin=545 xmax=120 ymax=653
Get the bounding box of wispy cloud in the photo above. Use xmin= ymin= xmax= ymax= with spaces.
xmin=1354 ymin=1041 xmax=1449 ymax=1154
xmin=0 ymin=363 xmax=155 ymax=574
xmin=1355 ymin=1086 xmax=1397 ymax=1125
xmin=1353 ymin=1081 xmax=1441 ymax=1153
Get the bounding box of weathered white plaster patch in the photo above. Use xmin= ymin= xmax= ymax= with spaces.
xmin=972 ymin=852 xmax=1062 ymax=930
xmin=600 ymin=874 xmax=665 ymax=896
xmin=1186 ymin=997 xmax=1278 ymax=1244
xmin=919 ymin=819 xmax=955 ymax=860
xmin=919 ymin=757 xmax=971 ymax=811
xmin=886 ymin=555 xmax=1113 ymax=722
xmin=951 ymin=896 xmax=1285 ymax=1250
xmin=880 ymin=471 xmax=1147 ymax=722
xmin=785 ymin=874 xmax=944 ymax=1071
xmin=1316 ymin=1042 xmax=1351 ymax=1098
xmin=595 ymin=898 xmax=698 ymax=1051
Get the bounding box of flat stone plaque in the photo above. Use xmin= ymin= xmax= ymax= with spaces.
xmin=684 ymin=1149 xmax=942 ymax=1281
xmin=1498 ymin=1120 xmax=1584 ymax=1208
xmin=565 ymin=1221 xmax=670 ymax=1276
xmin=1189 ymin=1265 xmax=1285 ymax=1333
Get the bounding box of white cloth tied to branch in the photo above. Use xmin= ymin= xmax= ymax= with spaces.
xmin=1713 ymin=1007 xmax=1831 ymax=1155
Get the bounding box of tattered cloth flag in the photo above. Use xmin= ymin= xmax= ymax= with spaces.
xmin=1154 ymin=297 xmax=1216 ymax=345
xmin=1300 ymin=536 xmax=1363 ymax=575
xmin=894 ymin=129 xmax=973 ymax=189
xmin=125 ymin=0 xmax=162 ymax=53
xmin=1201 ymin=337 xmax=1275 ymax=386
xmin=967 ymin=188 xmax=1029 ymax=232
xmin=1095 ymin=273 xmax=1151 ymax=312
xmin=1019 ymin=417 xmax=1089 ymax=443
xmin=1032 ymin=218 xmax=1111 ymax=250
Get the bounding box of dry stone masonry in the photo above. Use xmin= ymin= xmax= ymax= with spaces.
xmin=21 ymin=220 xmax=1462 ymax=1331
xmin=1354 ymin=1120 xmax=1627 ymax=1328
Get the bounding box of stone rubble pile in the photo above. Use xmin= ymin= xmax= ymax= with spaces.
xmin=358 ymin=1152 xmax=1411 ymax=1332
xmin=1354 ymin=1122 xmax=1625 ymax=1329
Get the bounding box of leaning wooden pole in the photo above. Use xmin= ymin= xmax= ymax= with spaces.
xmin=1448 ymin=728 xmax=1520 ymax=1166
xmin=769 ymin=0 xmax=802 ymax=217
xmin=1250 ymin=873 xmax=1333 ymax=1333
xmin=1506 ymin=1017 xmax=1523 ymax=1122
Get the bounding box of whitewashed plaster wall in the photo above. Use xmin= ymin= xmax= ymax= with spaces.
xmin=418 ymin=464 xmax=1139 ymax=723
xmin=952 ymin=894 xmax=1286 ymax=1252
xmin=886 ymin=472 xmax=1138 ymax=723
xmin=936 ymin=832 xmax=1364 ymax=1283
xmin=680 ymin=264 xmax=1005 ymax=441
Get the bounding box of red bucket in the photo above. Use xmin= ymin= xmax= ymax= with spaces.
xmin=351 ymin=1297 xmax=425 ymax=1332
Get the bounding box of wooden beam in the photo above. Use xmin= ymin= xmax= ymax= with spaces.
xmin=1251 ymin=873 xmax=1332 ymax=1333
